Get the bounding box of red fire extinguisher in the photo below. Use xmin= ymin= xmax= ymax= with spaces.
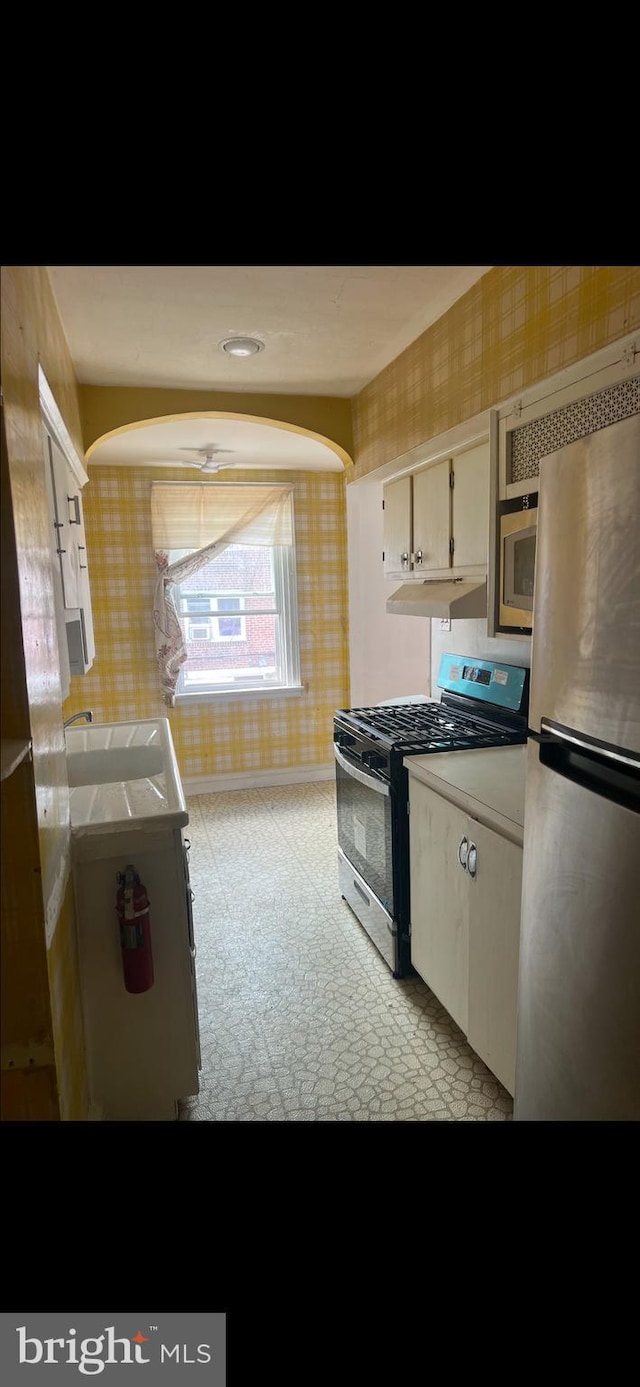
xmin=116 ymin=865 xmax=154 ymax=993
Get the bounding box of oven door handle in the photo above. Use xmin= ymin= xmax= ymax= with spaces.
xmin=334 ymin=745 xmax=390 ymax=797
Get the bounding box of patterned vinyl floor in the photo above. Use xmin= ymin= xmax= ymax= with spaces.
xmin=179 ymin=782 xmax=513 ymax=1122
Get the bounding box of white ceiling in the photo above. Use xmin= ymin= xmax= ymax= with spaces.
xmin=48 ymin=265 xmax=492 ymax=397
xmin=89 ymin=416 xmax=344 ymax=472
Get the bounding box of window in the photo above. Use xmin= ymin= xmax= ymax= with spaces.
xmin=152 ymin=481 xmax=300 ymax=706
xmin=182 ymin=596 xmax=214 ymax=613
xmin=178 ymin=593 xmax=246 ymax=643
xmin=212 ymin=596 xmax=246 ymax=642
xmin=170 ymin=541 xmax=301 ymax=696
xmin=186 ymin=619 xmax=213 ymax=642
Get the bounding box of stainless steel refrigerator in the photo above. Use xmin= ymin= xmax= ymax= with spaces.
xmin=514 ymin=411 xmax=640 ymax=1121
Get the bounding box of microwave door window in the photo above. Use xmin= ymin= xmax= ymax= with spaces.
xmin=513 ymin=533 xmax=537 ymax=605
xmin=505 ymin=525 xmax=536 ymax=611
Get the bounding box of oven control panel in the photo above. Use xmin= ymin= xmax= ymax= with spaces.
xmin=437 ymin=653 xmax=529 ymax=714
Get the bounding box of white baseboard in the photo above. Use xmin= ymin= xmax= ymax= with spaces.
xmin=183 ymin=763 xmax=335 ymax=795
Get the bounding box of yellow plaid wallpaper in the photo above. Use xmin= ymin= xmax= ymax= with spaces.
xmin=63 ymin=467 xmax=350 ymax=780
xmin=352 ymin=266 xmax=640 ymax=478
xmin=46 ymin=872 xmax=88 ymax=1120
xmin=2 ymin=266 xmax=91 ymax=1121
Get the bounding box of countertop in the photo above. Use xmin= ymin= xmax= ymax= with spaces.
xmin=404 ymin=744 xmax=526 ymax=845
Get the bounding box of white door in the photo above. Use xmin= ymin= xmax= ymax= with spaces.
xmin=466 ymin=820 xmax=522 ymax=1094
xmin=412 ymin=459 xmax=452 ymax=573
xmin=409 ymin=779 xmax=469 ymax=1034
xmin=451 ymin=441 xmax=489 ymax=570
xmin=383 ymin=476 xmax=412 ymax=577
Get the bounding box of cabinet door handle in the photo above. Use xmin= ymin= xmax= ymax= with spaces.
xmin=68 ymin=495 xmax=81 ymax=524
xmin=458 ymin=835 xmax=469 ymax=869
xmin=467 ymin=842 xmax=478 ymax=879
xmin=401 ymin=552 xmax=410 ymax=567
xmin=415 ymin=549 xmax=423 ymax=565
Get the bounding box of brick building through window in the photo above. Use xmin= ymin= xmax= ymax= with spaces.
xmin=170 ymin=541 xmax=300 ymax=694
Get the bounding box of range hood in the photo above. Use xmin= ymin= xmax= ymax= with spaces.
xmin=386 ymin=577 xmax=487 ymax=619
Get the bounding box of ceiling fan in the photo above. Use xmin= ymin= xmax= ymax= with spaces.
xmin=171 ymin=445 xmax=238 ymax=474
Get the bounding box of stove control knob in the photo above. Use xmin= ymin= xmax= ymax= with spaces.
xmin=365 ymin=752 xmax=386 ymax=771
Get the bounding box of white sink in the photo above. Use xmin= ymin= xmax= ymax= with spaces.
xmin=65 ymin=718 xmax=188 ymax=834
xmin=67 ymin=744 xmax=165 ymax=787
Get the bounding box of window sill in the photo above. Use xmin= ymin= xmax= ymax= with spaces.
xmin=174 ymin=685 xmax=306 ymax=706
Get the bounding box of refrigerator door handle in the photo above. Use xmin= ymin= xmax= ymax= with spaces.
xmin=537 ymin=719 xmax=640 ymax=769
xmin=535 ymin=728 xmax=640 ymax=814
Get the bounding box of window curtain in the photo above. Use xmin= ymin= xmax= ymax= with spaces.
xmin=151 ymin=483 xmax=293 ymax=706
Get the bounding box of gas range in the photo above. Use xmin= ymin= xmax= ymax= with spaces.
xmin=336 ymin=698 xmax=523 ymax=757
xmin=334 ymin=654 xmax=530 ymax=976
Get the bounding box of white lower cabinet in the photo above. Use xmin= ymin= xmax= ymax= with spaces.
xmin=408 ymin=772 xmax=523 ymax=1096
xmin=466 ymin=819 xmax=522 ymax=1095
xmin=409 ymin=784 xmax=469 ymax=1034
xmin=72 ymin=824 xmax=201 ymax=1121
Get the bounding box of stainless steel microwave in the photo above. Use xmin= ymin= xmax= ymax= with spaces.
xmin=498 ymin=492 xmax=538 ymax=633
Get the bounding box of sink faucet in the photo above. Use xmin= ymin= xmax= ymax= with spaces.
xmin=64 ymin=710 xmax=94 ymax=728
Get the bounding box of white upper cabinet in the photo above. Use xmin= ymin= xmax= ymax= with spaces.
xmin=383 ymin=439 xmax=489 ymax=579
xmin=48 ymin=432 xmax=82 ymax=609
xmin=39 ymin=366 xmax=94 ymax=683
xmin=451 ymin=442 xmax=490 ymax=570
xmin=42 ymin=423 xmax=95 ymax=682
xmin=42 ymin=427 xmax=71 ymax=701
xmin=382 ymin=475 xmax=412 ymax=578
xmin=412 ymin=459 xmax=451 ymax=572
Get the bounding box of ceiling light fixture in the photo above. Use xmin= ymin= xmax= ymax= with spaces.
xmin=220 ymin=336 xmax=264 ymax=357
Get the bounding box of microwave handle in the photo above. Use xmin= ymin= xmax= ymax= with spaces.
xmin=334 ymin=745 xmax=390 ymax=797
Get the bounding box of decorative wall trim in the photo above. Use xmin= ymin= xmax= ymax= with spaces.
xmin=509 ymin=374 xmax=640 ymax=483
xmin=498 ymin=333 xmax=639 ymax=500
xmin=182 ymin=763 xmax=335 ymax=795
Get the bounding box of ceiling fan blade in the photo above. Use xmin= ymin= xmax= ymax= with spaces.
xmin=177 ymin=445 xmax=235 ymax=456
xmin=152 ymin=457 xmax=240 ymax=471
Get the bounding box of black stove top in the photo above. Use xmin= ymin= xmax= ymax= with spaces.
xmin=336 ymin=698 xmax=526 ymax=755
xmin=336 ymin=657 xmax=529 ymax=759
